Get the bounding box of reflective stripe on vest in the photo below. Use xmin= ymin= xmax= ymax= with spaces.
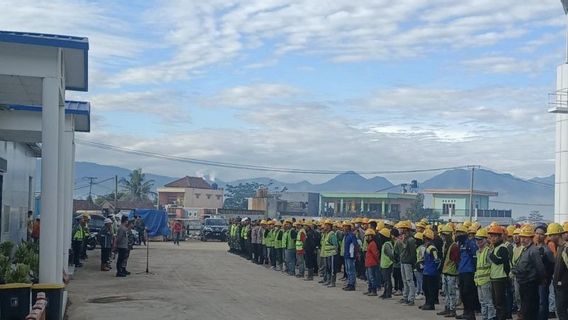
xmin=443 ymin=242 xmax=458 ymax=276
xmin=474 ymin=246 xmax=491 ymax=286
xmin=285 ymin=230 xmax=295 ymax=250
xmin=274 ymin=230 xmax=284 ymax=249
xmin=490 ymin=243 xmax=508 ymax=279
xmin=380 ymin=241 xmax=394 ymax=268
xmin=266 ymin=230 xmax=274 ymax=247
xmin=295 ymin=229 xmax=306 ymax=251
xmin=73 ymin=227 xmax=85 ymax=241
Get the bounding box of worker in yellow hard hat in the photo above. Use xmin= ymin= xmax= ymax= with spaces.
xmin=397 ymin=219 xmax=417 ymax=305
xmin=455 ymin=224 xmax=477 ymax=319
xmin=414 ymin=232 xmax=425 ymax=299
xmin=555 ymin=223 xmax=568 ymax=320
xmin=342 ymin=221 xmax=357 ymax=291
xmin=473 ymin=228 xmax=496 ymax=320
xmin=320 ymin=219 xmax=339 ymax=287
xmin=364 ymin=228 xmax=380 ymax=296
xmin=420 ymin=228 xmax=440 ymax=311
xmin=303 ymin=219 xmax=317 ymax=281
xmin=272 ymin=220 xmax=284 ymax=271
xmin=378 ymin=227 xmax=394 ymax=299
xmin=514 ymin=225 xmax=546 ymax=320
xmin=438 ymin=223 xmax=459 ymax=317
xmin=487 ymin=224 xmax=509 ymax=320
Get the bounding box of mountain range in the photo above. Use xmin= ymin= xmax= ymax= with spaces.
xmin=66 ymin=161 xmax=555 ymax=219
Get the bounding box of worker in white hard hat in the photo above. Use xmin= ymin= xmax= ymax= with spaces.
xmin=100 ymin=218 xmax=114 ymax=271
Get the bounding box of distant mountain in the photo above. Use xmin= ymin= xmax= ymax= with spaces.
xmin=66 ymin=161 xmax=555 ymax=218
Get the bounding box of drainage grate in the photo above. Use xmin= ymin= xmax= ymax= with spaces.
xmin=88 ymin=296 xmax=133 ymax=304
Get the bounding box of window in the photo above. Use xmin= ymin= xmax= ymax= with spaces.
xmin=195 ymin=193 xmax=201 ymax=199
xmin=442 ymin=203 xmax=455 ymax=215
xmin=206 ymin=194 xmax=211 ymax=199
xmin=216 ymin=195 xmax=222 ymax=200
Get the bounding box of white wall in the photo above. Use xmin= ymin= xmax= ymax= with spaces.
xmin=0 ymin=141 xmax=36 ymax=243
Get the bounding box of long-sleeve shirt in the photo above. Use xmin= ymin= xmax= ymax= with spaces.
xmin=343 ymin=231 xmax=358 ymax=259
xmin=400 ymin=236 xmax=417 ymax=265
xmin=489 ymin=242 xmax=511 ymax=277
xmin=458 ymin=238 xmax=478 ymax=274
xmin=512 ymin=244 xmax=545 ymax=284
xmin=116 ymin=225 xmax=128 ymax=249
xmin=365 ymin=239 xmax=380 ymax=267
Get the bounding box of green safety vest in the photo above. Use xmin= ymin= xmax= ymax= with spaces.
xmin=512 ymin=245 xmax=524 ymax=266
xmin=73 ymin=225 xmax=86 ymax=241
xmin=261 ymin=229 xmax=267 ymax=246
xmin=490 ymin=243 xmax=508 ymax=280
xmin=284 ymin=230 xmax=295 ymax=250
xmin=295 ymin=229 xmax=306 ymax=252
xmin=241 ymin=225 xmax=248 ymax=240
xmin=321 ymin=231 xmax=338 ymax=257
xmin=266 ymin=230 xmax=274 ymax=247
xmin=380 ymin=241 xmax=394 ymax=268
xmin=339 ymin=231 xmax=345 ymax=257
xmin=274 ymin=229 xmax=284 ymax=249
xmin=443 ymin=242 xmax=458 ymax=276
xmin=475 ymin=246 xmax=491 ymax=286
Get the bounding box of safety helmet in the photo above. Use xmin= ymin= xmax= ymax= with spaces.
xmin=284 ymin=219 xmax=293 ymax=225
xmin=546 ymin=223 xmax=565 ymax=236
xmin=273 ymin=221 xmax=282 ymax=227
xmin=513 ymin=228 xmax=521 ymax=235
xmin=364 ymin=228 xmax=376 ymax=236
xmin=564 ymin=222 xmax=568 ymax=233
xmin=323 ymin=219 xmax=334 ymax=226
xmin=467 ymin=226 xmax=477 ymax=234
xmin=475 ymin=228 xmax=488 ymax=239
xmin=440 ymin=224 xmax=454 ymax=234
xmin=415 ymin=221 xmax=427 ymax=229
xmin=293 ymin=221 xmax=301 ymax=227
xmin=423 ymin=229 xmax=435 ymax=240
xmin=379 ymin=228 xmax=391 ymax=238
xmin=260 ymin=220 xmax=267 ymax=225
xmin=519 ymin=225 xmax=535 ymax=238
xmin=463 ymin=221 xmax=472 ymax=228
xmin=420 ymin=218 xmax=429 ymax=225
xmin=362 ymin=217 xmax=369 ymax=224
xmin=414 ymin=232 xmax=423 ymax=240
xmin=354 ymin=217 xmax=363 ymax=224
xmin=384 ymin=220 xmax=393 ymax=226
xmin=376 ymin=221 xmax=385 ymax=231
xmin=506 ymin=225 xmax=516 ymax=237
xmin=104 ymin=218 xmax=112 ymax=224
xmin=303 ymin=220 xmax=313 ymax=227
xmin=487 ymin=225 xmax=504 ymax=235
xmin=342 ymin=221 xmax=354 ymax=228
xmin=397 ymin=220 xmax=412 ymax=229
xmin=455 ymin=224 xmax=468 ymax=234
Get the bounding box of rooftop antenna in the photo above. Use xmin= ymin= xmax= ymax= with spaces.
xmin=563 ymin=0 xmax=568 ymax=63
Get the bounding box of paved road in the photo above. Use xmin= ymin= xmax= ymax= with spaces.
xmin=67 ymin=241 xmax=441 ymax=320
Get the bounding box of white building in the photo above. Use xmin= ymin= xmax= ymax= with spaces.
xmin=0 ymin=29 xmax=91 ymax=295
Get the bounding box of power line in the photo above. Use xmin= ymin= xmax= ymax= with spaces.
xmin=74 ymin=177 xmax=115 ymax=190
xmin=76 ymin=139 xmax=471 ymax=175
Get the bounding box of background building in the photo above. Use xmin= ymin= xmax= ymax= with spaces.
xmin=423 ymin=189 xmax=513 ymax=224
xmin=319 ymin=192 xmax=418 ymax=219
xmin=157 ymin=176 xmax=224 ymax=219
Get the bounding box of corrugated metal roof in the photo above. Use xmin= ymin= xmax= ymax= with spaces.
xmin=0 ymin=30 xmax=88 ymax=50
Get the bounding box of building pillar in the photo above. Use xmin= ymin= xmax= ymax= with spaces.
xmin=360 ymin=199 xmax=364 ymax=213
xmin=318 ymin=195 xmax=322 ymax=216
xmin=340 ymin=198 xmax=344 ymax=214
xmin=381 ymin=201 xmax=386 ymax=215
xmin=63 ymin=129 xmax=73 ymax=273
xmin=56 ymin=102 xmax=65 ymax=279
xmin=556 ymin=64 xmax=568 ymax=223
xmin=40 ymin=76 xmax=61 ymax=284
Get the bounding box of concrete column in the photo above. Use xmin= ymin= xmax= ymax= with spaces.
xmin=360 ymin=199 xmax=364 ymax=213
xmin=318 ymin=195 xmax=322 ymax=216
xmin=56 ymin=104 xmax=65 ymax=280
xmin=339 ymin=198 xmax=344 ymax=214
xmin=40 ymin=77 xmax=60 ymax=283
xmin=381 ymin=201 xmax=386 ymax=215
xmin=556 ymin=64 xmax=568 ymax=223
xmin=63 ymin=129 xmax=73 ymax=273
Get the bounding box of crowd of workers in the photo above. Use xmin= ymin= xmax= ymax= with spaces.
xmin=228 ymin=217 xmax=568 ymax=320
xmin=71 ymin=213 xmax=144 ymax=277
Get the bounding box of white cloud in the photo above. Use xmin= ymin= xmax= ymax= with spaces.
xmin=104 ymin=0 xmax=562 ymax=85
xmin=200 ymin=83 xmax=301 ymax=107
xmin=461 ymin=54 xmax=559 ymax=74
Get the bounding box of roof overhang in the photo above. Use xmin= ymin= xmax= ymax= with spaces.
xmin=4 ymin=100 xmax=91 ymax=132
xmin=319 ymin=192 xmax=418 ymax=200
xmin=423 ymin=189 xmax=498 ymax=197
xmin=0 ymin=31 xmax=89 ymax=91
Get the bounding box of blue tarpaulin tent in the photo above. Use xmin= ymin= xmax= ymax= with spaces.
xmin=128 ymin=209 xmax=169 ymax=237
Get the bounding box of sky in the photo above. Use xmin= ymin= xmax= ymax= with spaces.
xmin=1 ymin=0 xmax=566 ymax=184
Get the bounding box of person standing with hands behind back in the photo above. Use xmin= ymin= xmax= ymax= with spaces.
xmin=114 ymin=215 xmax=130 ymax=277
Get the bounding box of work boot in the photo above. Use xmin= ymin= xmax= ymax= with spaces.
xmin=444 ymin=310 xmax=456 ymax=318
xmin=437 ymin=309 xmax=449 ymax=316
xmin=368 ymin=291 xmax=378 ymax=297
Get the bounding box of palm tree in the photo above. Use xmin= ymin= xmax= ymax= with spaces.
xmin=120 ymin=168 xmax=155 ymax=201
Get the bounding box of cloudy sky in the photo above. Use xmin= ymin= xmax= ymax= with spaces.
xmin=2 ymin=0 xmax=566 ymax=183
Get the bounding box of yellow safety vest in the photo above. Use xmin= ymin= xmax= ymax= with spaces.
xmin=295 ymin=229 xmax=306 ymax=251
xmin=474 ymin=246 xmax=491 ymax=286
xmin=490 ymin=243 xmax=508 ymax=280
xmin=443 ymin=242 xmax=458 ymax=276
xmin=321 ymin=231 xmax=337 ymax=257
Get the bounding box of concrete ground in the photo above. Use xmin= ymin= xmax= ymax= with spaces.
xmin=67 ymin=241 xmax=442 ymax=320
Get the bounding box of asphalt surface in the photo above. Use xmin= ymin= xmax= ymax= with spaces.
xmin=67 ymin=241 xmax=442 ymax=320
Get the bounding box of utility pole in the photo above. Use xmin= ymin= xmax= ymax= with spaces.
xmin=468 ymin=166 xmax=477 ymax=222
xmin=114 ymin=175 xmax=118 ymax=213
xmin=83 ymin=176 xmax=97 ymax=202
